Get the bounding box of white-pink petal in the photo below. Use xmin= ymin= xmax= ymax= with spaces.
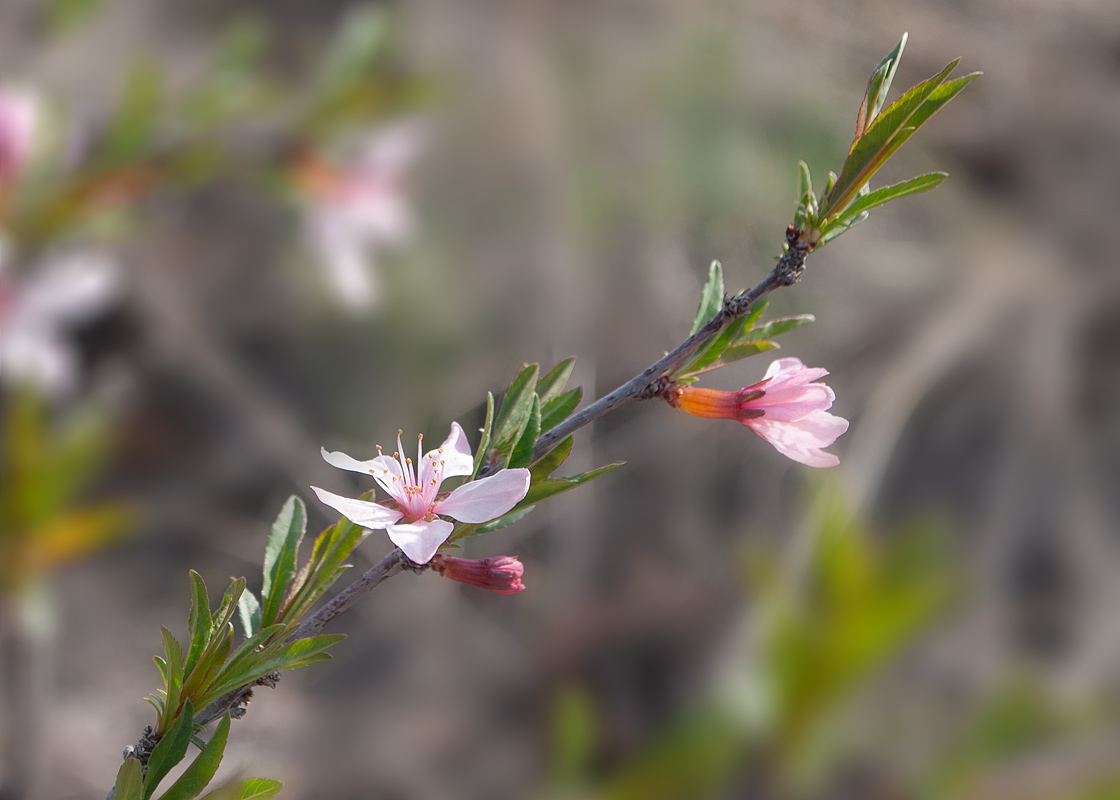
xmin=320 ymin=447 xmax=380 ymax=476
xmin=747 ymin=411 xmax=849 ymax=468
xmin=387 ymin=518 xmax=454 ymax=564
xmin=311 ymin=485 xmax=402 ymax=529
xmin=434 ymin=468 xmax=530 ymax=524
xmin=434 ymin=421 xmax=475 ymax=479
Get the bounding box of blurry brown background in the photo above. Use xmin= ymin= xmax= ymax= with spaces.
xmin=4 ymin=0 xmax=1120 ymax=797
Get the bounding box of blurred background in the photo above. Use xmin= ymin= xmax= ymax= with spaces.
xmin=1 ymin=0 xmax=1119 ymax=797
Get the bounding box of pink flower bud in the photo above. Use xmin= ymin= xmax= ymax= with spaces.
xmin=673 ymin=358 xmax=849 ymax=468
xmin=430 ymin=554 xmax=526 ymax=594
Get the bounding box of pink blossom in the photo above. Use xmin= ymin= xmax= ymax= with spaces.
xmin=298 ymin=122 xmax=422 ymax=311
xmin=430 ymin=554 xmax=526 ymax=594
xmin=0 ymin=248 xmax=120 ymax=396
xmin=674 ymin=358 xmax=848 ymax=467
xmin=312 ymin=422 xmax=530 ymax=564
xmin=0 ymin=85 xmax=39 ymax=184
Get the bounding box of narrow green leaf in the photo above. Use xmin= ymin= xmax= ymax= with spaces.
xmin=904 ymin=72 xmax=980 ymax=133
xmin=516 ymin=463 xmax=624 ymax=509
xmin=826 ymin=58 xmax=961 ymax=216
xmin=690 ymin=340 xmax=780 ymax=374
xmin=471 ymin=392 xmax=495 ymax=479
xmin=856 ymin=33 xmax=907 ymax=137
xmin=153 ymin=655 xmax=168 ymax=684
xmin=202 ymin=635 xmax=346 ymax=702
xmin=677 ymin=297 xmax=769 ymax=377
xmin=156 ymin=713 xmax=231 ymax=800
xmin=160 ymin=627 xmax=184 ymax=730
xmin=183 ymin=571 xmax=212 ymax=680
xmin=144 ymin=695 xmax=165 ymax=717
xmin=690 ymin=261 xmax=724 ymax=336
xmin=540 ymin=387 xmax=582 ymax=433
xmin=536 ymin=357 xmax=577 ymax=406
xmin=509 ymin=394 xmax=542 ymax=469
xmin=739 ymin=315 xmax=815 ymax=343
xmin=489 ymin=364 xmax=540 ymax=469
xmin=211 ymin=624 xmax=287 ymax=692
xmin=830 ymin=172 xmax=947 ymax=229
xmin=102 ymin=62 xmax=162 ymax=164
xmin=261 ymin=496 xmax=307 ymax=628
xmin=145 ymin=699 xmax=194 ymax=799
xmin=530 ymin=435 xmax=574 ymax=482
xmin=798 ymin=161 xmax=813 ymax=202
xmin=114 ymin=758 xmax=144 ymax=800
xmin=476 ymin=505 xmax=537 ymax=534
xmin=237 ymin=590 xmax=261 ymax=639
xmin=199 ymin=778 xmax=283 ymax=800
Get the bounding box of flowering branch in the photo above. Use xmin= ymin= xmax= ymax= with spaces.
xmin=525 ymin=225 xmax=807 ymax=468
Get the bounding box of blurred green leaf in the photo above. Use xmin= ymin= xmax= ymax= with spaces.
xmin=472 ymin=392 xmax=495 ymax=479
xmin=102 ymin=62 xmax=164 ymax=166
xmin=199 ymin=779 xmax=283 ymax=800
xmin=549 ymin=685 xmax=597 ymax=794
xmin=313 ymin=5 xmax=389 ymax=97
xmin=741 ymin=315 xmax=814 ymax=343
xmin=237 ymin=590 xmax=261 ymax=639
xmin=156 ymin=713 xmax=231 ymax=800
xmin=537 ymin=357 xmax=577 ymax=407
xmin=114 ymin=758 xmax=144 ymax=800
xmin=509 ymin=394 xmax=542 ymax=469
xmin=145 ymin=699 xmax=194 ymax=798
xmin=530 ymin=436 xmax=573 ymax=483
xmin=261 ymin=496 xmax=307 ymax=628
xmin=184 ymin=571 xmax=213 ymax=680
xmin=489 ymin=364 xmax=540 ymax=470
xmin=475 ymin=505 xmax=536 ymax=534
xmin=540 ymin=387 xmax=582 ymax=434
xmin=821 ymin=173 xmax=946 ymax=240
xmin=690 ymin=261 xmax=724 ymax=336
xmin=517 ymin=462 xmax=624 ymax=509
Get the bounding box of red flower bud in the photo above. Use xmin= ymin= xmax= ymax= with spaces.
xmin=430 ymin=554 xmax=526 ymax=594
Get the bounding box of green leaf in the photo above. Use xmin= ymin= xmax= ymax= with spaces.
xmin=160 ymin=627 xmax=184 ymax=730
xmin=182 ymin=579 xmax=245 ymax=701
xmin=540 ymin=387 xmax=582 ymax=433
xmin=114 ymin=758 xmax=144 ymax=800
xmin=823 ymin=172 xmax=946 ymax=236
xmin=825 ymin=58 xmax=961 ymax=217
xmin=199 ymin=779 xmax=283 ymax=800
xmin=156 ymin=713 xmax=231 ymax=800
xmin=237 ymin=590 xmax=261 ymax=639
xmin=508 ymin=394 xmax=541 ymax=469
xmin=145 ymin=699 xmax=194 ymax=799
xmin=740 ymin=314 xmax=815 ymax=343
xmin=530 ymin=436 xmax=573 ymax=483
xmin=855 ymin=34 xmax=907 ymax=137
xmin=313 ymin=5 xmax=389 ymax=96
xmin=489 ymin=364 xmax=540 ymax=470
xmin=200 ymin=635 xmax=346 ymax=703
xmin=517 ymin=463 xmax=624 ymax=509
xmin=475 ymin=505 xmax=537 ymax=534
xmin=261 ymin=496 xmax=307 ymax=628
xmin=690 ymin=261 xmax=724 ymax=336
xmin=210 ymin=624 xmax=286 ymax=692
xmin=471 ymin=392 xmax=495 ymax=479
xmin=688 ymin=341 xmax=780 ymax=375
xmin=536 ymin=357 xmax=577 ymax=406
xmin=676 ymin=297 xmax=770 ymax=377
xmin=102 ymin=61 xmax=163 ymax=165
xmin=183 ymin=571 xmax=212 ymax=680
xmin=905 ymin=73 xmax=981 ymax=135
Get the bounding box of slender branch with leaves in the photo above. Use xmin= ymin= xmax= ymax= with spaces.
xmin=104 ymin=34 xmax=976 ymax=800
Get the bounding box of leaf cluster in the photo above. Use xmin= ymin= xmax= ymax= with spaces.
xmin=671 ymin=261 xmax=814 ymax=381
xmin=792 ymin=33 xmax=978 ymax=249
xmin=450 ymin=357 xmax=623 ymax=542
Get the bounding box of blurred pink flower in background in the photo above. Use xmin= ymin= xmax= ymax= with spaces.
xmin=0 ymin=248 xmax=120 ymax=397
xmin=313 ymin=422 xmax=530 ymax=564
xmin=675 ymin=357 xmax=849 ymax=467
xmin=297 ymin=121 xmax=422 ymax=311
xmin=0 ymin=84 xmax=39 ymax=185
xmin=430 ymin=554 xmax=526 ymax=594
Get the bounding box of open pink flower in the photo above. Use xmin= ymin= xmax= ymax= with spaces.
xmin=312 ymin=422 xmax=530 ymax=564
xmin=0 ymin=84 xmax=39 ymax=185
xmin=674 ymin=358 xmax=848 ymax=467
xmin=430 ymin=554 xmax=526 ymax=594
xmin=298 ymin=122 xmax=422 ymax=311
